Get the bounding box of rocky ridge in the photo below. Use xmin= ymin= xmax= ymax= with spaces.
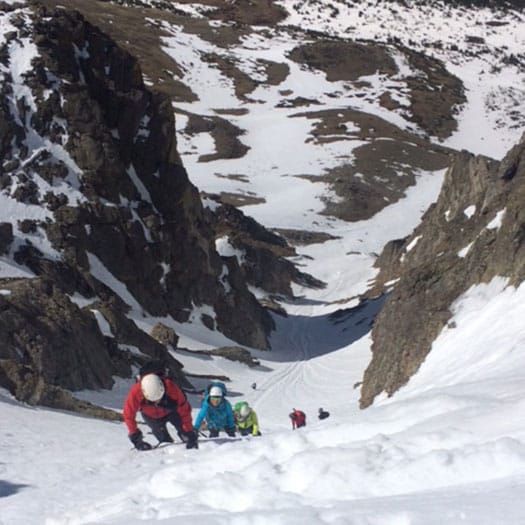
xmin=41 ymin=0 xmax=467 ymax=227
xmin=361 ymin=134 xmax=525 ymax=407
xmin=0 ymin=4 xmax=319 ymax=413
xmin=0 ymin=0 xmax=522 ymax=414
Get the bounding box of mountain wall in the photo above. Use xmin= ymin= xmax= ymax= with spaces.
xmin=0 ymin=4 xmax=288 ymax=411
xmin=361 ymin=134 xmax=525 ymax=408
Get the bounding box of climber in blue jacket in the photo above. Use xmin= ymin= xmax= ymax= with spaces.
xmin=194 ymin=385 xmax=236 ymax=438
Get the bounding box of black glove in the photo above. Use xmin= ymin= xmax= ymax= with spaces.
xmin=129 ymin=430 xmax=152 ymax=451
xmin=225 ymin=426 xmax=236 ymax=437
xmin=184 ymin=430 xmax=198 ymax=449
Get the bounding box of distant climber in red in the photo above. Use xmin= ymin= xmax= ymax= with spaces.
xmin=289 ymin=408 xmax=306 ymax=429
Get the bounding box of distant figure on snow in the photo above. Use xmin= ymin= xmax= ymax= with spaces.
xmin=318 ymin=408 xmax=330 ymax=420
xmin=289 ymin=408 xmax=306 ymax=430
xmin=251 ymin=382 xmax=257 ymax=390
xmin=123 ymin=363 xmax=198 ymax=451
xmin=234 ymin=401 xmax=261 ymax=436
xmin=194 ymin=384 xmax=236 ymax=438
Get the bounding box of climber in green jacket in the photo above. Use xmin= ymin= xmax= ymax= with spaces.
xmin=233 ymin=401 xmax=261 ymax=437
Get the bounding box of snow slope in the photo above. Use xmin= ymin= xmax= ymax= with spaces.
xmin=3 ymin=276 xmax=525 ymax=524
xmin=1 ymin=0 xmax=525 ymax=524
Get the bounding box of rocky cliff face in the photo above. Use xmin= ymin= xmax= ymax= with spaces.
xmin=203 ymin=196 xmax=326 ymax=299
xmin=360 ymin=134 xmax=525 ymax=408
xmin=0 ymin=4 xmax=305 ymax=412
xmin=2 ymin=0 xmax=519 ymax=416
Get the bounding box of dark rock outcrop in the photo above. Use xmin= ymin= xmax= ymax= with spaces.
xmin=0 ymin=359 xmax=123 ymax=421
xmin=150 ymin=322 xmax=179 ymax=348
xmin=289 ymin=39 xmax=465 ymax=141
xmin=0 ymin=278 xmax=120 ymax=391
xmin=210 ymin=346 xmax=260 ymax=367
xmin=178 ymin=345 xmax=260 ymax=368
xmin=0 ymin=222 xmax=13 ymax=254
xmin=203 ymin=196 xmax=325 ymax=297
xmin=0 ymin=4 xmax=279 ymax=411
xmin=360 ymin=134 xmax=525 ymax=407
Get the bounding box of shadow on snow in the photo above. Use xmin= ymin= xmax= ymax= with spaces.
xmin=0 ymin=480 xmax=30 ymax=498
xmin=259 ymin=294 xmax=387 ymax=363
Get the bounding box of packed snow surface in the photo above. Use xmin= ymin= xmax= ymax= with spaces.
xmin=2 ymin=277 xmax=525 ymax=524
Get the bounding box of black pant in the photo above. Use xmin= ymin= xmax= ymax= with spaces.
xmin=209 ymin=426 xmax=236 ymax=438
xmin=239 ymin=426 xmax=261 ymax=436
xmin=142 ymin=412 xmax=184 ymax=443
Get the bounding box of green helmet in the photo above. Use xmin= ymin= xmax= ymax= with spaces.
xmin=235 ymin=402 xmax=251 ymax=421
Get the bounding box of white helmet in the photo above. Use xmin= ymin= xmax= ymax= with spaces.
xmin=238 ymin=403 xmax=251 ymax=421
xmin=141 ymin=374 xmax=165 ymax=402
xmin=209 ymin=386 xmax=224 ymax=397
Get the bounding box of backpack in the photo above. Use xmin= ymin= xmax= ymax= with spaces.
xmin=136 ymin=360 xmax=167 ymax=381
xmin=204 ymin=381 xmax=228 ymax=397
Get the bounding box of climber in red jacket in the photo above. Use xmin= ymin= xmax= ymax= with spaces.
xmin=289 ymin=408 xmax=306 ymax=429
xmin=123 ymin=372 xmax=198 ymax=451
